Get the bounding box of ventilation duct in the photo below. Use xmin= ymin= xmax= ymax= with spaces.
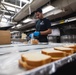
xmin=52 ymin=0 xmax=76 ymax=12
xmin=13 ymin=0 xmax=76 ymax=22
xmin=45 ymin=0 xmax=76 ymax=20
xmin=13 ymin=0 xmax=76 ymax=30
xmin=17 ymin=22 xmax=35 ymax=30
xmin=12 ymin=0 xmax=50 ymax=22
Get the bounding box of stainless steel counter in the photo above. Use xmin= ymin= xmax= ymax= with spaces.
xmin=0 ymin=43 xmax=76 ymax=75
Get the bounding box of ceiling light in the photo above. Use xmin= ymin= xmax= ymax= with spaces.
xmin=11 ymin=26 xmax=15 ymax=28
xmin=10 ymin=31 xmax=19 ymax=33
xmin=1 ymin=18 xmax=7 ymax=22
xmin=42 ymin=5 xmax=55 ymax=14
xmin=4 ymin=15 xmax=11 ymax=18
xmin=20 ymin=0 xmax=29 ymax=3
xmin=16 ymin=24 xmax=22 ymax=28
xmin=53 ymin=9 xmax=63 ymax=15
xmin=68 ymin=17 xmax=76 ymax=22
xmin=20 ymin=0 xmax=33 ymax=3
xmin=23 ymin=18 xmax=32 ymax=23
xmin=5 ymin=5 xmax=15 ymax=11
xmin=31 ymin=28 xmax=36 ymax=30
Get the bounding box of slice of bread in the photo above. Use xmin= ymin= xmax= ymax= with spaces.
xmin=51 ymin=57 xmax=63 ymax=61
xmin=21 ymin=52 xmax=51 ymax=67
xmin=41 ymin=48 xmax=66 ymax=61
xmin=31 ymin=39 xmax=39 ymax=45
xmin=19 ymin=59 xmax=35 ymax=70
xmin=54 ymin=47 xmax=74 ymax=56
xmin=63 ymin=44 xmax=76 ymax=52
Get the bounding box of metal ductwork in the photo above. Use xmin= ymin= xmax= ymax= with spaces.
xmin=46 ymin=0 xmax=76 ymax=20
xmin=52 ymin=0 xmax=76 ymax=11
xmin=17 ymin=22 xmax=35 ymax=31
xmin=12 ymin=0 xmax=50 ymax=22
xmin=13 ymin=0 xmax=76 ymax=31
xmin=13 ymin=0 xmax=76 ymax=22
xmin=0 ymin=0 xmax=1 ymax=3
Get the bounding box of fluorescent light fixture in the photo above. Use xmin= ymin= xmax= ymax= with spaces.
xmin=9 ymin=22 xmax=17 ymax=24
xmin=11 ymin=31 xmax=19 ymax=33
xmin=65 ymin=19 xmax=68 ymax=23
xmin=53 ymin=9 xmax=63 ymax=15
xmin=16 ymin=24 xmax=22 ymax=28
xmin=51 ymin=23 xmax=58 ymax=26
xmin=42 ymin=5 xmax=55 ymax=14
xmin=1 ymin=9 xmax=14 ymax=14
xmin=4 ymin=15 xmax=11 ymax=18
xmin=25 ymin=28 xmax=35 ymax=32
xmin=26 ymin=30 xmax=31 ymax=32
xmin=23 ymin=18 xmax=32 ymax=23
xmin=31 ymin=28 xmax=35 ymax=30
xmin=11 ymin=26 xmax=15 ymax=28
xmin=20 ymin=0 xmax=33 ymax=3
xmin=1 ymin=18 xmax=7 ymax=22
xmin=2 ymin=1 xmax=21 ymax=9
xmin=68 ymin=17 xmax=76 ymax=22
xmin=20 ymin=0 xmax=28 ymax=3
xmin=5 ymin=5 xmax=15 ymax=11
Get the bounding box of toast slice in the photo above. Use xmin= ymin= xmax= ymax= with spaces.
xmin=54 ymin=47 xmax=74 ymax=56
xmin=63 ymin=44 xmax=76 ymax=52
xmin=21 ymin=52 xmax=51 ymax=67
xmin=41 ymin=48 xmax=66 ymax=61
xmin=19 ymin=59 xmax=35 ymax=70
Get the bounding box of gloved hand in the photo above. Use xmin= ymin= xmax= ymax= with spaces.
xmin=29 ymin=33 xmax=34 ymax=38
xmin=33 ymin=31 xmax=40 ymax=37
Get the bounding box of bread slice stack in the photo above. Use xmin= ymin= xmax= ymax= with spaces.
xmin=63 ymin=44 xmax=76 ymax=53
xmin=54 ymin=47 xmax=74 ymax=56
xmin=41 ymin=48 xmax=66 ymax=61
xmin=19 ymin=52 xmax=51 ymax=70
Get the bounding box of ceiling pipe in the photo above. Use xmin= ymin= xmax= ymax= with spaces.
xmin=1 ymin=1 xmax=21 ymax=9
xmin=12 ymin=0 xmax=50 ymax=22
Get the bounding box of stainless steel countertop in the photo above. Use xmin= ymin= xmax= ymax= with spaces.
xmin=0 ymin=43 xmax=75 ymax=75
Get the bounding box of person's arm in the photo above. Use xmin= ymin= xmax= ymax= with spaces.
xmin=40 ymin=28 xmax=52 ymax=35
xmin=33 ymin=19 xmax=52 ymax=37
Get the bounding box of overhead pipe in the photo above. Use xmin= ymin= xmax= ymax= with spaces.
xmin=1 ymin=1 xmax=21 ymax=9
xmin=12 ymin=0 xmax=50 ymax=22
xmin=14 ymin=0 xmax=76 ymax=30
